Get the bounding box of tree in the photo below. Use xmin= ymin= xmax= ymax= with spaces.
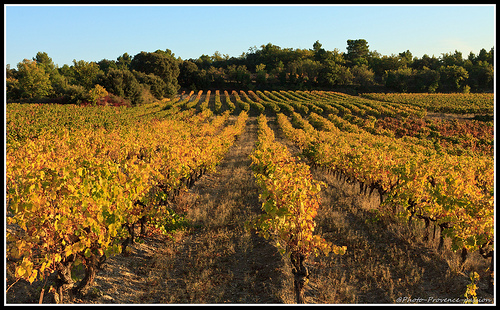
xmin=211 ymin=51 xmax=225 ymax=63
xmin=398 ymin=50 xmax=413 ymax=66
xmin=346 ymin=39 xmax=370 ymax=67
xmin=370 ymin=54 xmax=405 ymax=76
xmin=70 ymin=59 xmax=102 ymax=90
xmin=178 ymin=60 xmax=199 ymax=89
xmin=133 ymin=70 xmax=167 ymax=99
xmin=130 ymin=50 xmax=180 ymax=98
xmin=197 ymin=54 xmax=213 ymax=68
xmin=253 ymin=43 xmax=287 ymax=72
xmin=16 ymin=59 xmax=53 ymax=99
xmin=351 ymin=64 xmax=375 ymax=90
xmin=34 ymin=52 xmax=56 ymax=73
xmin=465 ymin=61 xmax=494 ymax=91
xmin=318 ymin=49 xmax=351 ymax=87
xmin=206 ymin=66 xmax=225 ymax=88
xmin=116 ymin=53 xmax=132 ymax=70
xmin=415 ymin=67 xmax=440 ymax=93
xmin=411 ymin=54 xmax=441 ymax=71
xmin=438 ymin=65 xmax=469 ymax=92
xmin=384 ymin=67 xmax=415 ymax=92
xmin=33 ymin=52 xmax=68 ymax=98
xmin=255 ymin=63 xmax=267 ymax=86
xmin=100 ymin=68 xmax=143 ymax=105
xmin=6 ymin=65 xmax=22 ymax=101
xmin=98 ymin=59 xmax=118 ymax=73
xmin=312 ymin=40 xmax=322 ymax=53
xmin=441 ymin=50 xmax=464 ymax=67
xmin=227 ymin=65 xmax=251 ymax=87
xmin=313 ymin=40 xmax=329 ymax=63
xmin=87 ymin=84 xmax=108 ymax=105
xmin=286 ymin=59 xmax=322 ymax=87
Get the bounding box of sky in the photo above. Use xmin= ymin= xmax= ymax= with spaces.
xmin=4 ymin=4 xmax=496 ymax=69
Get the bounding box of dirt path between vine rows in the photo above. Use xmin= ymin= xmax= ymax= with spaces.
xmin=79 ymin=115 xmax=295 ymax=304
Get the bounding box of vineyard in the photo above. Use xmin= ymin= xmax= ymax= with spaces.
xmin=5 ymin=90 xmax=494 ymax=304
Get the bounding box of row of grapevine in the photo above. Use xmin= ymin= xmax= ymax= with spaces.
xmin=223 ymin=90 xmax=236 ymax=112
xmin=275 ymin=112 xmax=494 ymax=261
xmin=171 ymin=90 xmax=195 ymax=109
xmin=319 ymin=91 xmax=426 ymax=119
xmin=239 ymin=90 xmax=265 ymax=114
xmin=263 ymin=90 xmax=493 ymax=156
xmin=361 ymin=92 xmax=494 ymax=114
xmin=278 ymin=90 xmax=324 ymax=115
xmin=375 ymin=116 xmax=494 ymax=156
xmin=249 ymin=114 xmax=346 ymax=303
xmin=262 ymin=90 xmax=297 ymax=114
xmin=214 ymin=90 xmax=222 ymax=113
xmin=179 ymin=90 xmax=492 ymax=159
xmin=198 ymin=90 xmax=211 ymax=111
xmin=6 ymin=103 xmax=248 ymax=299
xmin=183 ymin=90 xmax=203 ymax=110
xmin=231 ymin=90 xmax=250 ymax=112
xmin=166 ymin=89 xmax=493 ymax=163
xmin=253 ymin=90 xmax=281 ymax=113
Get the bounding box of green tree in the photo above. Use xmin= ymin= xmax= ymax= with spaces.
xmin=133 ymin=70 xmax=167 ymax=99
xmin=100 ymin=68 xmax=143 ymax=105
xmin=116 ymin=53 xmax=132 ymax=70
xmin=34 ymin=52 xmax=56 ymax=73
xmin=255 ymin=63 xmax=267 ymax=86
xmin=98 ymin=59 xmax=118 ymax=73
xmin=351 ymin=64 xmax=375 ymax=90
xmin=227 ymin=65 xmax=251 ymax=87
xmin=211 ymin=51 xmax=224 ymax=62
xmin=130 ymin=50 xmax=180 ymax=98
xmin=87 ymin=84 xmax=108 ymax=104
xmin=441 ymin=50 xmax=464 ymax=67
xmin=178 ymin=60 xmax=199 ymax=89
xmin=370 ymin=54 xmax=404 ymax=76
xmin=70 ymin=59 xmax=102 ymax=89
xmin=346 ymin=39 xmax=370 ymax=67
xmin=6 ymin=65 xmax=22 ymax=101
xmin=438 ymin=65 xmax=469 ymax=92
xmin=411 ymin=54 xmax=441 ymax=71
xmin=465 ymin=61 xmax=494 ymax=91
xmin=63 ymin=84 xmax=87 ymax=104
xmin=33 ymin=52 xmax=68 ymax=98
xmin=476 ymin=48 xmax=490 ymax=63
xmin=415 ymin=67 xmax=440 ymax=93
xmin=206 ymin=66 xmax=226 ymax=88
xmin=398 ymin=50 xmax=413 ymax=66
xmin=384 ymin=67 xmax=415 ymax=92
xmin=254 ymin=43 xmax=286 ymax=72
xmin=287 ymin=58 xmax=322 ymax=87
xmin=16 ymin=59 xmax=53 ymax=99
xmin=197 ymin=54 xmax=213 ymax=68
xmin=318 ymin=49 xmax=351 ymax=87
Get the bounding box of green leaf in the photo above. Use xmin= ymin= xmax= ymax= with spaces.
xmin=84 ymin=248 xmax=92 ymax=258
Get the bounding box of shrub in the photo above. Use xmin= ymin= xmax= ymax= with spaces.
xmin=88 ymin=84 xmax=108 ymax=104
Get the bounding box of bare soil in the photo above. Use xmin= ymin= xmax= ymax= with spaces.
xmin=5 ymin=115 xmax=494 ymax=304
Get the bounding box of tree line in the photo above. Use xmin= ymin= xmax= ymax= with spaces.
xmin=6 ymin=39 xmax=494 ymax=105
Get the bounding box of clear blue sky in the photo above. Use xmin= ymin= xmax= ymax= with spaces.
xmin=4 ymin=4 xmax=495 ymax=69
